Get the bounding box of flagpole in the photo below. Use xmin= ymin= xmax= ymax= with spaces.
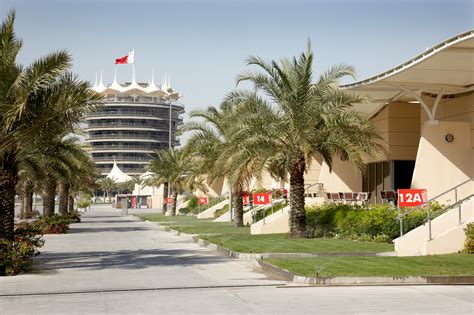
xmin=132 ymin=63 xmax=136 ymax=102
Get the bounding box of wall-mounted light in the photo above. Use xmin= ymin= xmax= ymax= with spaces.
xmin=445 ymin=133 xmax=454 ymax=143
xmin=340 ymin=152 xmax=348 ymax=161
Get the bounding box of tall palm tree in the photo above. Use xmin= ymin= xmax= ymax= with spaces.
xmin=97 ymin=177 xmax=116 ymax=203
xmin=67 ymin=157 xmax=97 ymax=212
xmin=57 ymin=140 xmax=96 ymax=215
xmin=183 ymin=106 xmax=269 ymax=227
xmin=224 ymin=42 xmax=385 ymax=237
xmin=0 ymin=11 xmax=102 ymax=274
xmin=146 ymin=149 xmax=197 ymax=216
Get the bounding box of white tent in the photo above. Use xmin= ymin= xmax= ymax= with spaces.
xmin=107 ymin=162 xmax=132 ymax=183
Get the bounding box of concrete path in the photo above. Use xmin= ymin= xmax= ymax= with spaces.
xmin=1 ymin=207 xmax=473 ymax=314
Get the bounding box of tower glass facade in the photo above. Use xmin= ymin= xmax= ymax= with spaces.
xmin=85 ymin=86 xmax=184 ymax=176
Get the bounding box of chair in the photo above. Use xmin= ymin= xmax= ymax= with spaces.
xmin=356 ymin=192 xmax=366 ymax=205
xmin=386 ymin=190 xmax=397 ymax=205
xmin=332 ymin=193 xmax=342 ymax=204
xmin=343 ymin=192 xmax=355 ymax=205
xmin=380 ymin=191 xmax=387 ymax=203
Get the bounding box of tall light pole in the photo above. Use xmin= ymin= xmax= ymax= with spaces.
xmin=167 ymin=95 xmax=172 ymax=214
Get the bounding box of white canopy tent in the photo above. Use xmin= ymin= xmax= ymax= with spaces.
xmin=107 ymin=162 xmax=133 ymax=183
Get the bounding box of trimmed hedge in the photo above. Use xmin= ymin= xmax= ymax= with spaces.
xmin=305 ymin=203 xmax=432 ymax=243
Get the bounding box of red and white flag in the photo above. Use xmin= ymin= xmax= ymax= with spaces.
xmin=115 ymin=50 xmax=134 ymax=64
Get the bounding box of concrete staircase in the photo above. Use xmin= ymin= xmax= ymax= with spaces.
xmin=394 ymin=198 xmax=474 ymax=256
xmin=196 ymin=199 xmax=228 ymax=219
xmin=250 ymin=206 xmax=290 ymax=235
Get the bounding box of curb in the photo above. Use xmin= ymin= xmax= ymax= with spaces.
xmin=133 ymin=215 xmax=474 ymax=286
xmin=256 ymin=260 xmax=474 ymax=285
xmin=136 ymin=216 xmax=396 ymax=259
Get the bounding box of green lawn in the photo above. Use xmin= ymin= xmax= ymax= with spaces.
xmin=138 ymin=213 xmax=249 ymax=235
xmin=202 ymin=233 xmax=393 ymax=253
xmin=137 ymin=213 xmax=393 ymax=253
xmin=266 ymin=254 xmax=474 ymax=277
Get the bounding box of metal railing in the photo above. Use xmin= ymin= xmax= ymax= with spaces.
xmin=398 ymin=178 xmax=472 ymax=240
xmin=102 ymin=96 xmax=185 ymax=107
xmin=90 ymin=146 xmax=159 ymax=152
xmin=86 ymin=134 xmax=169 ymax=141
xmin=92 ymin=156 xmax=151 ymax=162
xmin=86 ymin=111 xmax=173 ymax=118
xmin=251 ymin=196 xmax=287 ymax=224
xmin=304 ymin=182 xmax=324 ymax=197
xmin=85 ymin=122 xmax=169 ymax=130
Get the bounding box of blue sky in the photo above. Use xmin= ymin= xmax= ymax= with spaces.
xmin=1 ymin=0 xmax=473 ymax=136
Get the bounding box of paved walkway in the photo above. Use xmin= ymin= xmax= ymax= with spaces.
xmin=0 ymin=207 xmax=473 ymax=314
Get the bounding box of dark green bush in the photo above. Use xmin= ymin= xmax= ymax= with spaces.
xmin=34 ymin=215 xmax=75 ymax=234
xmin=464 ymin=223 xmax=474 ymax=253
xmin=2 ymin=223 xmax=45 ymax=275
xmin=305 ymin=203 xmax=429 ymax=243
xmin=214 ymin=204 xmax=229 ymax=218
xmin=187 ymin=196 xmax=198 ymax=210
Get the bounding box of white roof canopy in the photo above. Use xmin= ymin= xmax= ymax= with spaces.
xmin=91 ymin=69 xmax=182 ymax=100
xmin=107 ymin=162 xmax=133 ymax=183
xmin=342 ymin=30 xmax=474 ymax=117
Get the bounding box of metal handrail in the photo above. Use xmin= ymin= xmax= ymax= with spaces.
xmin=251 ymin=196 xmax=287 ymax=224
xmin=400 ymin=178 xmax=471 ymax=218
xmin=398 ymin=178 xmax=472 ymax=240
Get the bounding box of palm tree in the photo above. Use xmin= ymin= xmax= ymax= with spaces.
xmin=97 ymin=177 xmax=116 ymax=203
xmin=146 ymin=149 xmax=197 ymax=216
xmin=67 ymin=157 xmax=97 ymax=213
xmin=223 ymin=42 xmax=385 ymax=237
xmin=183 ymin=106 xmax=268 ymax=227
xmin=0 ymin=11 xmax=102 ymax=273
xmin=57 ymin=140 xmax=96 ymax=215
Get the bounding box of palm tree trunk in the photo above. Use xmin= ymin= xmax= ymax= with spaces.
xmin=171 ymin=189 xmax=178 ymax=216
xmin=58 ymin=181 xmax=69 ymax=215
xmin=0 ymin=153 xmax=18 ymax=276
xmin=25 ymin=182 xmax=34 ymax=218
xmin=68 ymin=195 xmax=75 ymax=213
xmin=289 ymin=157 xmax=306 ymax=238
xmin=19 ymin=192 xmax=25 ymax=219
xmin=163 ymin=182 xmax=169 ymax=212
xmin=42 ymin=174 xmax=56 ymax=217
xmin=233 ymin=187 xmax=244 ymax=227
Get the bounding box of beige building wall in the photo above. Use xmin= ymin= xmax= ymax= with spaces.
xmin=411 ymin=121 xmax=472 ymax=202
xmin=318 ymin=158 xmax=362 ymax=193
xmin=367 ymin=101 xmax=420 ymax=163
xmin=411 ymin=93 xmax=474 ymax=199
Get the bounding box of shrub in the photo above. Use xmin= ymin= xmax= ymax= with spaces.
xmin=305 ymin=203 xmax=429 ymax=243
xmin=2 ymin=223 xmax=45 ymax=275
xmin=214 ymin=204 xmax=229 ymax=218
xmin=77 ymin=200 xmax=91 ymax=208
xmin=187 ymin=196 xmax=198 ymax=210
xmin=34 ymin=215 xmax=74 ymax=234
xmin=464 ymin=223 xmax=474 ymax=253
xmin=63 ymin=212 xmax=81 ymax=223
xmin=179 ymin=207 xmax=190 ymax=215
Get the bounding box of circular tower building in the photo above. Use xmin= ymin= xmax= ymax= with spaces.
xmin=85 ymin=74 xmax=184 ymax=176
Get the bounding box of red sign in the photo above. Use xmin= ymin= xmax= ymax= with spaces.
xmin=166 ymin=197 xmax=173 ymax=205
xmin=198 ymin=197 xmax=208 ymax=205
xmin=253 ymin=193 xmax=272 ymax=205
xmin=242 ymin=195 xmax=250 ymax=205
xmin=398 ymin=189 xmax=427 ymax=207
